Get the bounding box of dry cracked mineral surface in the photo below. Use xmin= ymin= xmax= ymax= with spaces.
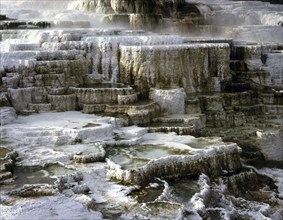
xmin=0 ymin=0 xmax=282 ymax=219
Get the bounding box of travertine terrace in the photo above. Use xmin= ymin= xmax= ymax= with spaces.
xmin=0 ymin=0 xmax=282 ymax=219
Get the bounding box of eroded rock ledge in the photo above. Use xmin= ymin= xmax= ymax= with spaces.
xmin=76 ymin=0 xmax=204 ymax=30
xmin=107 ymin=142 xmax=241 ymax=185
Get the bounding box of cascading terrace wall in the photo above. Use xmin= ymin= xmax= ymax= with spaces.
xmin=76 ymin=0 xmax=203 ymax=30
xmin=119 ymin=43 xmax=231 ymax=96
xmin=1 ymin=32 xmax=232 ymax=112
xmin=77 ymin=0 xmax=187 ymax=14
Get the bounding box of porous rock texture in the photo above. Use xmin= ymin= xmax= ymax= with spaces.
xmin=0 ymin=0 xmax=282 ymax=219
xmin=119 ymin=43 xmax=230 ymax=96
xmin=76 ymin=0 xmax=204 ymax=30
xmin=107 ymin=142 xmax=241 ymax=186
xmin=0 ymin=107 xmax=17 ymax=125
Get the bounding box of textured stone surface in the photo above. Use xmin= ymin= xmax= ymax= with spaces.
xmin=119 ymin=43 xmax=230 ymax=96
xmin=107 ymin=142 xmax=241 ymax=185
xmin=48 ymin=94 xmax=76 ymax=112
xmin=0 ymin=1 xmax=282 ymax=219
xmin=76 ymin=0 xmax=203 ymax=30
xmin=0 ymin=147 xmax=18 ymax=185
xmin=0 ymin=93 xmax=11 ymax=107
xmin=256 ymin=128 xmax=283 ymax=161
xmin=149 ymin=88 xmax=186 ymax=114
xmin=118 ymin=93 xmax=138 ymax=105
xmin=73 ymin=145 xmax=106 ymax=163
xmin=0 ymin=107 xmax=17 ymax=125
xmin=71 ymin=87 xmax=135 ymax=107
xmin=8 ymin=184 xmax=57 ymax=197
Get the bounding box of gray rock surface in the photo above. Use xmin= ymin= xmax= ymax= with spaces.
xmin=0 ymin=107 xmax=17 ymax=125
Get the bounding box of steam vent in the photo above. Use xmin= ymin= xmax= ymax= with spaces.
xmin=0 ymin=0 xmax=283 ymax=219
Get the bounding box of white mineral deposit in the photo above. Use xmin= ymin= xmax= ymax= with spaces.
xmin=0 ymin=0 xmax=282 ymax=219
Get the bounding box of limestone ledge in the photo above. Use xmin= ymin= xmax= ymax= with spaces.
xmin=147 ymin=126 xmax=200 ymax=136
xmin=119 ymin=43 xmax=230 ymax=96
xmin=8 ymin=184 xmax=57 ymax=197
xmin=1 ymin=120 xmax=114 ymax=146
xmin=106 ymin=142 xmax=241 ymax=185
xmin=70 ymin=86 xmax=135 ymax=106
xmin=0 ymin=107 xmax=17 ymax=125
xmin=75 ymin=0 xmax=204 ymax=30
xmin=48 ymin=94 xmax=76 ymax=112
xmin=118 ymin=93 xmax=138 ymax=105
xmin=83 ymin=102 xmax=161 ymax=125
xmin=149 ymin=88 xmax=186 ymax=114
xmin=84 ymin=34 xmax=185 ymax=82
xmin=256 ymin=128 xmax=283 ymax=161
xmin=73 ymin=145 xmax=106 ymax=163
xmin=0 ymin=147 xmax=18 ymax=185
xmin=146 ymin=113 xmax=206 ymax=135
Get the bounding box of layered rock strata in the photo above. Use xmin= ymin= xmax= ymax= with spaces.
xmin=119 ymin=43 xmax=230 ymax=96
xmin=0 ymin=147 xmax=18 ymax=185
xmin=106 ymin=141 xmax=241 ymax=186
xmin=76 ymin=0 xmax=204 ymax=30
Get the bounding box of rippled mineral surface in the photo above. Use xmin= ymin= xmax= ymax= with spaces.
xmin=0 ymin=0 xmax=282 ymax=219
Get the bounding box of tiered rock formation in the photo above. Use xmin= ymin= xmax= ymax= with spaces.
xmin=0 ymin=0 xmax=282 ymax=219
xmin=76 ymin=0 xmax=204 ymax=30
xmin=0 ymin=0 xmax=282 ymax=154
xmin=0 ymin=147 xmax=18 ymax=185
xmin=107 ymin=141 xmax=241 ymax=185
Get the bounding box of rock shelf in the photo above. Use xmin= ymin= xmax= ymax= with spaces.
xmin=0 ymin=147 xmax=18 ymax=185
xmin=0 ymin=0 xmax=282 ymax=219
xmin=106 ymin=133 xmax=241 ymax=185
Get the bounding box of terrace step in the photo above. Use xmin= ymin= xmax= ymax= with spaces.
xmin=185 ymin=98 xmax=202 ymax=114
xmin=264 ymin=105 xmax=283 ymax=114
xmin=3 ymin=43 xmax=41 ymax=51
xmin=147 ymin=125 xmax=200 ymax=136
xmin=0 ymin=20 xmax=51 ymax=30
xmin=71 ymin=85 xmax=136 ymax=106
xmin=234 ymin=71 xmax=271 ymax=85
xmin=0 ymin=30 xmax=18 ymax=41
xmin=28 ymin=103 xmax=52 ymax=113
xmin=260 ymin=93 xmax=275 ymax=104
xmin=0 ymin=171 xmax=13 ymax=182
xmin=50 ymin=20 xmax=90 ymax=29
xmin=223 ymin=82 xmax=254 ymax=92
xmin=118 ymin=93 xmax=138 ymax=105
xmin=152 ymin=114 xmax=206 ymax=129
xmin=230 ymin=60 xmax=246 ymax=71
xmin=232 ymin=104 xmax=265 ymax=115
xmin=34 ymin=60 xmax=88 ymax=88
xmin=0 ymin=14 xmax=8 ymax=21
xmin=47 ymin=93 xmax=76 ymax=112
xmin=41 ymin=41 xmax=89 ymax=51
xmin=35 ymin=50 xmax=83 ymax=61
xmin=34 ymin=73 xmax=65 ymax=87
xmin=145 ymin=114 xmax=206 ymax=136
xmin=82 ymin=101 xmax=161 ymax=125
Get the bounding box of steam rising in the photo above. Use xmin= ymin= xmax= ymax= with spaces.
xmin=186 ymin=0 xmax=283 ymax=43
xmin=0 ymin=0 xmax=104 ymax=27
xmin=1 ymin=0 xmax=282 ymax=42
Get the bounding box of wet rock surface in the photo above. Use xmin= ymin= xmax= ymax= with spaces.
xmin=106 ymin=133 xmax=242 ymax=185
xmin=0 ymin=147 xmax=18 ymax=186
xmin=8 ymin=184 xmax=57 ymax=197
xmin=0 ymin=107 xmax=17 ymax=125
xmin=0 ymin=0 xmax=282 ymax=219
